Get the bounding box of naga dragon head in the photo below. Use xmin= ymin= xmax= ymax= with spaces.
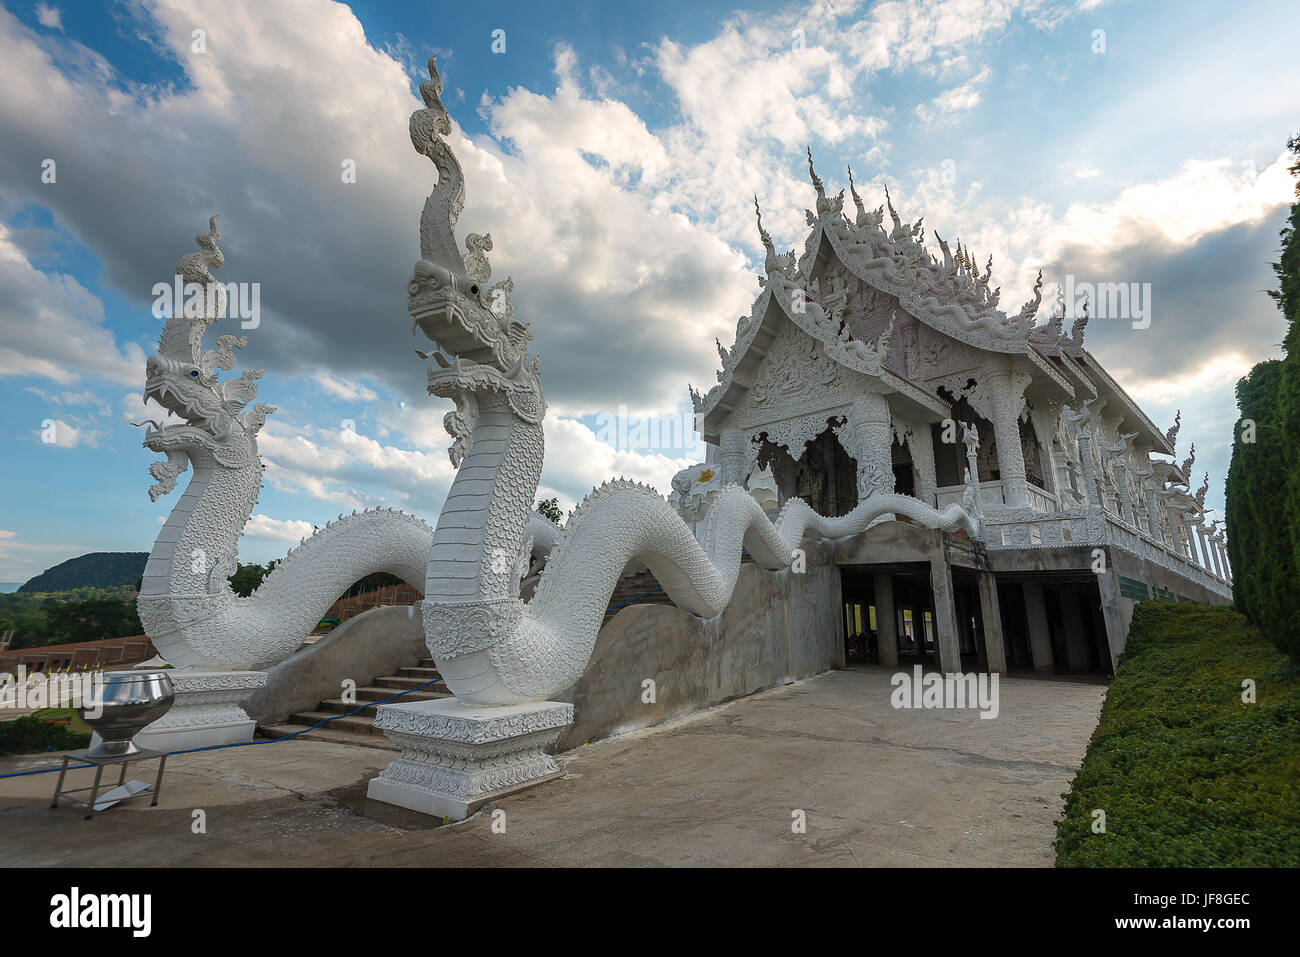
xmin=138 ymin=216 xmax=274 ymax=500
xmin=406 ymin=56 xmax=544 ymax=466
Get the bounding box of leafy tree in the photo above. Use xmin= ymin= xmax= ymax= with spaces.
xmin=43 ymin=599 xmax=143 ymax=645
xmin=227 ymin=560 xmax=278 ymax=597
xmin=343 ymin=572 xmax=404 ymax=597
xmin=1226 ymin=134 xmax=1300 ymax=661
xmin=535 ymin=496 xmax=563 ymax=525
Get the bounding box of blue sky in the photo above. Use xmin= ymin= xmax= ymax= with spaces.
xmin=0 ymin=0 xmax=1297 ymax=582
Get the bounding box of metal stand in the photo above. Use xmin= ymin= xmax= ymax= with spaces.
xmin=49 ymin=748 xmax=168 ymax=820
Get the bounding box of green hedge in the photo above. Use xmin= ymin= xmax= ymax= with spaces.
xmin=0 ymin=714 xmax=91 ymax=757
xmin=1054 ymin=602 xmax=1300 ymax=866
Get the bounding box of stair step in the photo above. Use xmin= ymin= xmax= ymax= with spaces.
xmin=354 ymin=684 xmax=447 ymax=702
xmin=418 ymin=658 xmax=437 ymax=669
xmin=318 ymin=693 xmax=451 ymax=716
xmin=287 ymin=711 xmax=386 ymax=736
xmin=259 ymin=724 xmax=397 ymax=752
xmin=394 ymin=666 xmax=442 ymax=679
xmin=373 ymin=675 xmax=447 ymax=691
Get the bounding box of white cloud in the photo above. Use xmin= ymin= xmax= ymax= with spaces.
xmin=312 ymin=372 xmax=378 ymax=403
xmin=542 ymin=415 xmax=698 ymax=501
xmin=914 ymin=65 xmax=992 ymax=125
xmin=34 ymin=417 xmax=93 ymax=449
xmin=1119 ymin=353 xmax=1257 ymax=408
xmin=26 ymin=386 xmax=103 ymax=407
xmin=0 ymin=223 xmax=146 ymax=386
xmin=256 ymin=416 xmax=455 ymax=513
xmin=34 ymin=4 xmax=61 ymax=31
xmin=897 ymin=149 xmax=1296 ymax=314
xmin=251 ymin=403 xmax=693 ymax=521
xmin=243 ymin=514 xmax=315 ymax=543
xmin=1055 ymin=154 xmax=1294 ymax=250
xmin=0 ymin=529 xmax=93 ymax=582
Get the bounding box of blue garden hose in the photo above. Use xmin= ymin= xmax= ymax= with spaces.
xmin=606 ymin=586 xmax=664 ymax=613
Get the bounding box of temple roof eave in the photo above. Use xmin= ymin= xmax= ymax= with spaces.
xmin=817 ymin=218 xmax=1031 ymax=356
xmin=696 ymin=283 xmax=947 ymax=443
xmin=1075 ymin=349 xmax=1174 ymax=454
xmin=1022 ymin=344 xmax=1076 ymax=402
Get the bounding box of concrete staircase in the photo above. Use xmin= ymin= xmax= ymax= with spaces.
xmin=261 ymin=567 xmax=672 ymax=749
xmin=259 ymin=658 xmax=451 ymax=751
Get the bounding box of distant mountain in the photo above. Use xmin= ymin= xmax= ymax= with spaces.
xmin=19 ymin=552 xmax=149 ymax=593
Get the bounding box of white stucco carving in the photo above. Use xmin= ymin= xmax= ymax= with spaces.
xmin=134 ymin=218 xmax=435 ymax=672
xmin=404 ymin=57 xmax=983 ymax=707
xmin=135 ymin=215 xmax=559 ymax=673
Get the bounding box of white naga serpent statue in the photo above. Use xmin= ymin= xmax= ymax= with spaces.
xmin=407 ymin=57 xmax=981 ymax=706
xmin=135 ymin=214 xmax=559 ymax=673
xmin=134 ymin=216 xmax=434 ymax=672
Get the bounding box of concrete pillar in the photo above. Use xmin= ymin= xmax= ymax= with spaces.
xmin=985 ymin=371 xmax=1030 ymax=508
xmin=1021 ymin=582 xmax=1055 ymax=673
xmin=1196 ymin=525 xmax=1214 ymax=573
xmin=1156 ymin=490 xmax=1175 ymax=549
xmin=718 ymin=429 xmax=747 ymax=485
xmin=1207 ymin=536 xmax=1224 ymax=579
xmin=906 ymin=420 xmax=938 ymax=506
xmin=1058 ymin=590 xmax=1093 ymax=673
xmin=929 ymin=559 xmax=963 ymax=674
xmin=1112 ymin=460 xmax=1133 ymax=525
xmin=1214 ymin=535 xmax=1231 ymax=581
xmin=873 ymin=573 xmax=898 ymax=668
xmin=976 ymin=571 xmax=1007 ymax=675
xmin=847 ymin=392 xmax=895 ymax=498
xmin=1095 ymin=566 xmax=1127 ymax=672
xmin=1076 ymin=431 xmax=1103 ymax=511
xmin=1170 ymin=514 xmax=1190 ymax=561
xmin=1143 ymin=480 xmax=1162 ymax=540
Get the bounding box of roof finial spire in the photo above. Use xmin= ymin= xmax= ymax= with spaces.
xmin=847 ymin=164 xmax=867 ymax=224
xmin=806 ymin=145 xmax=828 ymax=213
xmin=1164 ymin=410 xmax=1181 ymax=449
xmin=754 ymin=195 xmax=780 ymax=277
xmin=882 ymin=181 xmax=902 ymax=235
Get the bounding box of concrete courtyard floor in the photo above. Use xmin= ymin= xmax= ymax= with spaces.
xmin=0 ymin=667 xmax=1105 ymax=867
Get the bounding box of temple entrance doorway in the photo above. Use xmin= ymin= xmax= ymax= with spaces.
xmin=756 ymin=420 xmax=858 ymax=517
xmin=839 ymin=564 xmax=939 ymax=668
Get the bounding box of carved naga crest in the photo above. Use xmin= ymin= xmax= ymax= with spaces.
xmin=406 ymin=57 xmax=543 ymax=467
xmin=138 ymin=217 xmax=273 ymax=500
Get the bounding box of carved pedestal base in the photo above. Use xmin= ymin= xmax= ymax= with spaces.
xmin=127 ymin=670 xmax=267 ymax=753
xmin=366 ymin=698 xmax=573 ymax=820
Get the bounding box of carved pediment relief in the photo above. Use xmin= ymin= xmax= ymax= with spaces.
xmin=915 ymin=323 xmax=985 ymax=384
xmin=813 ymin=258 xmax=913 ymax=372
xmin=739 ymin=320 xmax=841 ymax=417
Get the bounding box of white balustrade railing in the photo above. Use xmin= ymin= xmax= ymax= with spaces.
xmin=923 ymin=478 xmax=1228 ymax=597
xmin=934 ymin=480 xmax=1006 ymax=510
xmin=977 ymin=504 xmax=1231 ymax=599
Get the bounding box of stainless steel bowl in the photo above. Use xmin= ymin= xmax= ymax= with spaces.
xmin=80 ymin=671 xmax=175 ymax=757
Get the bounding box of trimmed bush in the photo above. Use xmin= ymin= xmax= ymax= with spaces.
xmin=1054 ymin=602 xmax=1300 ymax=866
xmin=0 ymin=715 xmax=92 ymax=757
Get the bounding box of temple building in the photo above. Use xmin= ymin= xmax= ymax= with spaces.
xmin=672 ymin=156 xmax=1230 ymax=676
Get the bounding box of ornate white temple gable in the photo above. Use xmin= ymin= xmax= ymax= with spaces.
xmin=746 ymin=320 xmax=840 ymax=414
